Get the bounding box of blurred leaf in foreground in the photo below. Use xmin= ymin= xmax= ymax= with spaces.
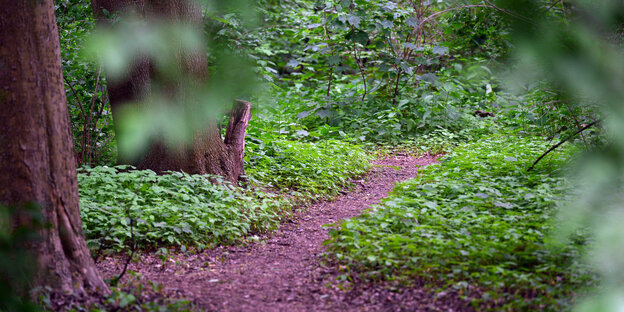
xmin=497 ymin=0 xmax=624 ymax=310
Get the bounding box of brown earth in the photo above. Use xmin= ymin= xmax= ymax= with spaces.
xmin=97 ymin=154 xmax=474 ymax=311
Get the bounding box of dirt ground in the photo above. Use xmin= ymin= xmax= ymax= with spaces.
xmin=97 ymin=154 xmax=473 ymax=311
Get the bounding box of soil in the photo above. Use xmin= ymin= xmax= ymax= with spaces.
xmin=97 ymin=154 xmax=474 ymax=311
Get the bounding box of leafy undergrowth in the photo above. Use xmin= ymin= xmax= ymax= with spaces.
xmin=39 ymin=272 xmax=194 ymax=312
xmin=79 ymin=139 xmax=371 ymax=252
xmin=78 ymin=168 xmax=288 ymax=252
xmin=246 ymin=139 xmax=372 ymax=200
xmin=370 ymin=120 xmax=499 ymax=158
xmin=324 ymin=133 xmax=595 ymax=310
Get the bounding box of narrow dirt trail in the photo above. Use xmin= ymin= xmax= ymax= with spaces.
xmin=98 ymin=155 xmax=471 ymax=311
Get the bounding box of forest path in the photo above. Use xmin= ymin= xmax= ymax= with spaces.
xmin=98 ymin=155 xmax=469 ymax=311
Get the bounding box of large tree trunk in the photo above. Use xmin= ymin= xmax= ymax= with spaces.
xmin=0 ymin=0 xmax=108 ymax=295
xmin=91 ymin=0 xmax=251 ymax=184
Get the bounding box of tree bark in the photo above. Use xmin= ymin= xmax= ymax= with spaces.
xmin=135 ymin=100 xmax=251 ymax=183
xmin=90 ymin=0 xmax=151 ymax=164
xmin=91 ymin=0 xmax=251 ymax=184
xmin=0 ymin=0 xmax=108 ymax=295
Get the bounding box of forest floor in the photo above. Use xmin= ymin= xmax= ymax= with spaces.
xmin=98 ymin=154 xmax=474 ymax=311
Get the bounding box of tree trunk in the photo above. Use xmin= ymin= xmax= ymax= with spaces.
xmin=91 ymin=0 xmax=251 ymax=184
xmin=136 ymin=100 xmax=252 ymax=183
xmin=90 ymin=0 xmax=151 ymax=164
xmin=0 ymin=0 xmax=108 ymax=295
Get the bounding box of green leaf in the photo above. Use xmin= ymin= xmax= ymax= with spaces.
xmin=347 ymin=15 xmax=361 ymax=28
xmin=340 ymin=0 xmax=351 ymax=10
xmin=328 ymin=55 xmax=341 ymax=66
xmin=406 ymin=17 xmax=420 ymax=28
xmin=379 ymin=19 xmax=393 ymax=29
xmin=432 ymin=45 xmax=449 ymax=55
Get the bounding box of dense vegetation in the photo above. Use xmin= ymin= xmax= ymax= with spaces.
xmin=325 ymin=132 xmax=594 ymax=309
xmin=78 ymin=139 xmax=370 ymax=253
xmin=3 ymin=0 xmax=617 ymax=310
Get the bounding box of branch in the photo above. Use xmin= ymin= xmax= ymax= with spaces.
xmin=481 ymin=0 xmax=536 ymax=24
xmin=351 ymin=37 xmax=368 ymax=101
xmin=404 ymin=4 xmax=496 ymax=61
xmin=323 ymin=24 xmax=335 ymax=97
xmin=63 ymin=76 xmax=86 ymax=117
xmin=85 ymin=66 xmax=103 ymax=164
xmin=418 ymin=5 xmax=493 ymax=30
xmin=527 ymin=120 xmax=600 ymax=171
xmin=93 ymin=223 xmax=115 ymax=264
xmin=112 ymin=203 xmax=136 ymax=286
xmin=416 ymin=2 xmax=536 ymax=35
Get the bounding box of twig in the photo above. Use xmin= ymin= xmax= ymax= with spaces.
xmin=95 ymin=89 xmax=112 ymax=164
xmin=85 ymin=66 xmax=103 ymax=165
xmin=482 ymin=0 xmax=536 ymax=25
xmin=93 ymin=225 xmax=115 ymax=264
xmin=64 ymin=76 xmax=91 ymax=165
xmin=565 ymin=105 xmax=589 ymax=146
xmin=546 ymin=125 xmax=567 ymax=141
xmin=392 ymin=69 xmax=403 ymax=105
xmin=528 ymin=120 xmax=600 ymax=171
xmin=323 ymin=24 xmax=335 ymax=96
xmin=540 ymin=0 xmax=561 ymax=14
xmin=63 ymin=76 xmax=87 ymax=117
xmin=417 ymin=5 xmax=494 ymax=31
xmin=326 ymin=67 xmax=335 ymax=97
xmin=416 ymin=3 xmax=535 ymax=35
xmin=112 ymin=204 xmax=136 ymax=285
xmin=350 ymin=31 xmax=368 ymax=101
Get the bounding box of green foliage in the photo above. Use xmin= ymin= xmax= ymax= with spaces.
xmin=246 ymin=139 xmax=372 ymax=200
xmin=238 ymin=0 xmax=510 ymax=145
xmin=498 ymin=82 xmax=601 ymax=146
xmin=54 ymin=2 xmax=613 ymax=309
xmin=324 ymin=133 xmax=595 ymax=310
xmin=55 ymin=0 xmax=513 ymax=166
xmin=56 ymin=0 xmax=117 ymax=166
xmin=260 ymin=59 xmax=501 ymax=145
xmin=401 ymin=121 xmax=499 ymax=155
xmin=78 ymin=137 xmax=370 ymax=252
xmin=78 ymin=167 xmax=289 ymax=251
xmin=444 ymin=8 xmax=511 ymax=60
xmin=497 ymin=0 xmax=624 ymax=309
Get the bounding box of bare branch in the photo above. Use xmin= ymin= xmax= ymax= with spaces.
xmin=63 ymin=76 xmax=87 ymax=118
xmin=528 ymin=120 xmax=600 ymax=171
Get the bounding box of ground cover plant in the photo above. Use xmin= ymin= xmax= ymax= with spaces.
xmin=78 ymin=167 xmax=289 ymax=252
xmin=246 ymin=139 xmax=372 ymax=199
xmin=78 ymin=137 xmax=371 ymax=253
xmin=325 ymin=133 xmax=596 ymax=310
